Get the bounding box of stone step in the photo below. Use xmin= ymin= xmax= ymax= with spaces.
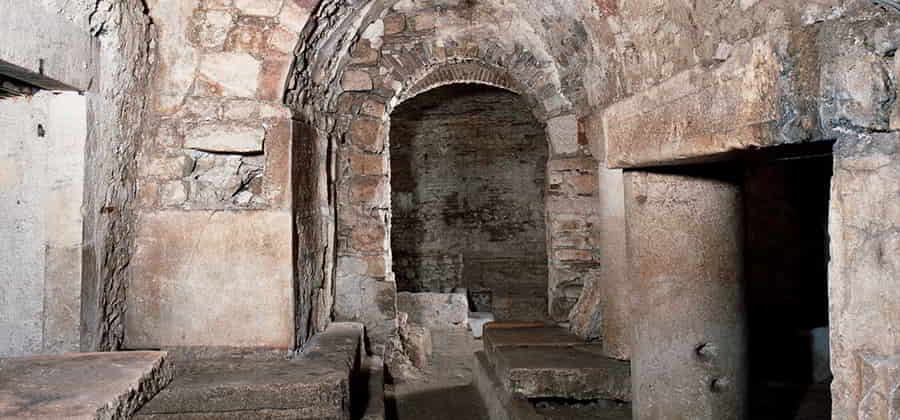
xmin=494 ymin=345 xmax=632 ymax=402
xmin=483 ymin=324 xmax=583 ymax=358
xmin=135 ymin=322 xmax=364 ymax=420
xmin=474 ymin=351 xmax=632 ymax=420
xmin=0 ymin=351 xmax=173 ymax=419
xmin=483 ymin=324 xmax=631 ymax=402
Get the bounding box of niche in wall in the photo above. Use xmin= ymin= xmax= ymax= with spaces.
xmin=389 ymin=84 xmax=549 ymax=321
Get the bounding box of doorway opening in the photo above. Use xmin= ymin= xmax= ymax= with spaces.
xmin=744 ymin=143 xmax=834 ymax=419
xmin=389 ymin=84 xmax=550 ymax=322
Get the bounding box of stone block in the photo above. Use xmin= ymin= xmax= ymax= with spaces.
xmin=400 ymin=322 xmax=432 ymax=369
xmin=383 ymin=15 xmax=406 ymax=35
xmin=333 ymin=264 xmax=396 ymax=355
xmin=483 ymin=325 xmax=583 ymax=359
xmin=125 ymin=210 xmax=294 ymax=349
xmin=603 ymin=30 xmax=818 ymax=169
xmin=492 ymin=344 xmax=631 ymax=401
xmin=397 ymin=292 xmax=468 ymax=330
xmin=278 ymin=0 xmax=312 ymax=34
xmin=626 ymin=170 xmax=746 ymax=419
xmin=184 ymin=123 xmax=265 ymax=153
xmin=234 ymin=0 xmax=282 ymax=16
xmin=342 ymin=70 xmax=374 ymax=91
xmin=137 ymin=323 xmax=363 ymax=419
xmin=351 ymin=152 xmax=387 ymax=176
xmin=0 ymin=352 xmax=173 ymax=420
xmin=829 ymin=133 xmax=900 ymax=419
xmin=198 ymin=52 xmax=261 ymax=98
xmin=350 ymin=118 xmax=385 ymax=152
xmin=0 ymin=1 xmax=98 ymax=90
xmin=546 ymin=114 xmax=580 ymax=156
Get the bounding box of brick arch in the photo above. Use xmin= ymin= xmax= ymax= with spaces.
xmin=285 ymin=1 xmax=601 ymax=354
xmin=396 ymin=61 xmax=527 ymax=110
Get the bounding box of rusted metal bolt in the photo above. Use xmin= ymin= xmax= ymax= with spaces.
xmin=695 ymin=342 xmax=718 ymax=361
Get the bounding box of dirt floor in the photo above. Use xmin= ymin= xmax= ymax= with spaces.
xmin=385 ymin=329 xmax=490 ymax=420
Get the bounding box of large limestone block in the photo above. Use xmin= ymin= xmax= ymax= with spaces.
xmin=0 ymin=0 xmax=98 ymax=90
xmin=604 ymin=30 xmax=818 ymax=169
xmin=397 ymin=292 xmax=468 ymax=330
xmin=493 ymin=345 xmax=631 ymax=402
xmin=0 ymin=351 xmax=173 ymax=420
xmin=136 ymin=323 xmax=364 ymax=419
xmin=125 ymin=210 xmax=294 ymax=349
xmin=184 ymin=123 xmax=266 ymax=153
xmin=829 ymin=133 xmax=900 ymax=420
xmin=626 ymin=170 xmax=747 ymax=420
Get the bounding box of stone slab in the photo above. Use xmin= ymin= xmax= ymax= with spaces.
xmin=828 ymin=133 xmax=900 ymax=419
xmin=603 ymin=30 xmax=818 ymax=169
xmin=492 ymin=345 xmax=631 ymax=402
xmin=137 ymin=323 xmax=363 ymax=418
xmin=397 ymin=292 xmax=468 ymax=330
xmin=0 ymin=351 xmax=173 ymax=420
xmin=0 ymin=0 xmax=98 ymax=90
xmin=483 ymin=325 xmax=583 ymax=359
xmin=473 ymin=351 xmax=543 ymax=420
xmin=125 ymin=210 xmax=294 ymax=349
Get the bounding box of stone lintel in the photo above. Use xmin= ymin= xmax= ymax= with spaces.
xmin=603 ymin=29 xmax=819 ymax=169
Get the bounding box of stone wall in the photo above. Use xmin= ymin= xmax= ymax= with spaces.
xmin=285 ymin=0 xmax=602 ymax=352
xmin=0 ymin=0 xmax=157 ymax=352
xmin=126 ymin=0 xmax=316 ymax=350
xmin=829 ymin=134 xmax=900 ymax=420
xmin=575 ymin=0 xmax=900 ymax=359
xmin=390 ymin=84 xmax=549 ymax=321
xmin=0 ymin=92 xmax=86 ymax=357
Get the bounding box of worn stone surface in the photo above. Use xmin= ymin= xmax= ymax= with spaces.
xmin=493 ymin=344 xmax=631 ymax=401
xmin=568 ymin=163 xmax=630 ymax=359
xmin=0 ymin=1 xmax=98 ymax=90
xmin=137 ymin=323 xmax=363 ymax=419
xmin=390 ymin=85 xmax=550 ymax=321
xmin=125 ymin=210 xmax=294 ymax=349
xmin=0 ymin=351 xmax=173 ymax=420
xmin=829 ymin=133 xmax=900 ymax=420
xmin=2 ymin=79 xmax=126 ymax=358
xmin=397 ymin=292 xmax=468 ymax=331
xmin=399 ymin=314 xmax=433 ymax=370
xmin=626 ymin=170 xmax=747 ymax=420
xmin=483 ymin=325 xmax=584 ymax=359
xmin=604 ymin=30 xmax=819 ymax=169
xmin=183 ymin=123 xmax=266 ymax=153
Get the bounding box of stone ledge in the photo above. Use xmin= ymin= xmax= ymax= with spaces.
xmin=137 ymin=323 xmax=364 ymax=418
xmin=0 ymin=351 xmax=173 ymax=420
xmin=602 ymin=29 xmax=819 ymax=169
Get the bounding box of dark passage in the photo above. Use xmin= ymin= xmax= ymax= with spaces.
xmin=743 ymin=147 xmax=833 ymax=420
xmin=389 ymin=84 xmax=549 ymax=321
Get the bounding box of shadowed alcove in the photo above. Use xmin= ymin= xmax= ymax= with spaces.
xmin=389 ymin=84 xmax=550 ymax=321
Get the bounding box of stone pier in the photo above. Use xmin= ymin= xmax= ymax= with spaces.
xmin=625 ymin=170 xmax=747 ymax=420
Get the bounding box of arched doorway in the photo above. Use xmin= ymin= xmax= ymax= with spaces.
xmin=389 ymin=84 xmax=550 ymax=321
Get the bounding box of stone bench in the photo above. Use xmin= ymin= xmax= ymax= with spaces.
xmin=0 ymin=351 xmax=173 ymax=420
xmin=136 ymin=322 xmax=366 ymax=420
xmin=474 ymin=324 xmax=632 ymax=419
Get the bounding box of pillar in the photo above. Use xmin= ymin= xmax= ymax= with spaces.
xmin=625 ymin=169 xmax=747 ymax=420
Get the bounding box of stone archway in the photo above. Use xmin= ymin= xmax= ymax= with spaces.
xmin=389 ymin=82 xmax=551 ymax=321
xmin=285 ymin=1 xmax=602 ymax=353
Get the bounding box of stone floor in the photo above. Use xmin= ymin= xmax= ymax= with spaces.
xmin=0 ymin=351 xmax=172 ymax=419
xmin=386 ymin=328 xmax=490 ymax=420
